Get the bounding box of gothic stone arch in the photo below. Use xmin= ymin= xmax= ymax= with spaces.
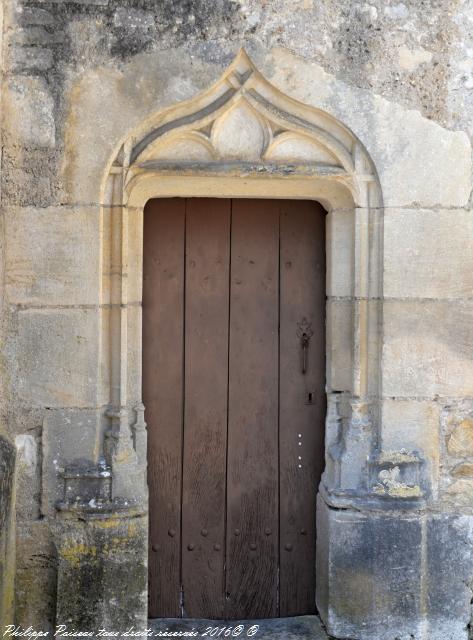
xmin=101 ymin=48 xmax=385 ymax=503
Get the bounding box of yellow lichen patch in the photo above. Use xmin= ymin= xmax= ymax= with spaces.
xmin=373 ymin=484 xmax=423 ymax=498
xmin=60 ymin=543 xmax=97 ymax=567
xmin=385 ymin=485 xmax=423 ymax=498
xmin=377 ymin=450 xmax=420 ymax=465
xmin=93 ymin=518 xmax=121 ymax=530
xmin=92 ymin=519 xmax=140 ymax=537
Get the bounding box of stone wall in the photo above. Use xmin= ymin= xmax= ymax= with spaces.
xmin=0 ymin=0 xmax=472 ymax=638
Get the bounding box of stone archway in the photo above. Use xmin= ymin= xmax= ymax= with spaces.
xmin=96 ymin=49 xmax=385 ymax=629
xmin=101 ymin=47 xmax=384 ymax=500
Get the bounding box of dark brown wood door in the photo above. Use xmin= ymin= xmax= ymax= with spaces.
xmin=144 ymin=198 xmax=326 ymax=620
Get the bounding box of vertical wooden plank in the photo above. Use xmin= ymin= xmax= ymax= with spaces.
xmin=225 ymin=199 xmax=280 ymax=619
xmin=143 ymin=198 xmax=185 ymax=618
xmin=279 ymin=200 xmax=326 ymax=616
xmin=181 ymin=198 xmax=230 ymax=618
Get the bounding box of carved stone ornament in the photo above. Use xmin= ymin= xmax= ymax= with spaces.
xmin=108 ymin=49 xmax=379 ymax=209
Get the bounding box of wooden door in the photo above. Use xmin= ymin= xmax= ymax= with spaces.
xmin=144 ymin=198 xmax=326 ymax=620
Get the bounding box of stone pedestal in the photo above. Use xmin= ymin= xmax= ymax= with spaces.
xmin=54 ymin=462 xmax=147 ymax=635
xmin=316 ymin=494 xmax=473 ymax=640
xmin=55 ymin=501 xmax=147 ymax=634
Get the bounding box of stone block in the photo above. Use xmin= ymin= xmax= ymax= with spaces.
xmin=382 ymin=300 xmax=473 ymax=397
xmin=316 ymin=496 xmax=473 ymax=640
xmin=373 ymin=111 xmax=471 ymax=207
xmin=11 ymin=46 xmax=53 ymax=71
xmin=13 ymin=26 xmax=65 ymax=46
xmin=2 ymin=168 xmax=52 ymax=207
xmin=18 ymin=7 xmax=56 ymax=26
xmin=113 ymin=8 xmax=155 ymax=30
xmin=425 ymin=514 xmax=473 ymax=640
xmin=326 ymin=299 xmax=352 ymax=393
xmin=4 ymin=207 xmax=101 ymax=306
xmin=447 ymin=417 xmax=473 ymax=457
xmin=326 ymin=209 xmax=354 ymax=297
xmin=443 ymin=479 xmax=473 ymax=507
xmin=451 ymin=462 xmax=473 ymax=478
xmin=14 ymin=308 xmax=101 ymax=407
xmin=316 ymin=495 xmax=424 ymax=639
xmin=4 ymin=77 xmax=55 ymax=148
xmin=61 ymin=54 xmax=220 ymax=204
xmin=384 ymin=209 xmax=473 ymax=299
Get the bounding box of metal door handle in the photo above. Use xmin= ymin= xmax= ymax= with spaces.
xmin=297 ymin=318 xmax=313 ymax=375
xmin=300 ymin=332 xmax=310 ymax=374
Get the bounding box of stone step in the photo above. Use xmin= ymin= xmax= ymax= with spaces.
xmin=149 ymin=615 xmax=331 ymax=640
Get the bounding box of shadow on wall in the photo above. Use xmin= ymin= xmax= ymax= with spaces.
xmin=0 ymin=432 xmax=16 ymax=624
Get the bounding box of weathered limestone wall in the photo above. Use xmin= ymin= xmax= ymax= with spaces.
xmin=0 ymin=0 xmax=472 ymax=638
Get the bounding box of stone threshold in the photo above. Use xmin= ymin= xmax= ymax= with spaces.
xmin=149 ymin=615 xmax=332 ymax=639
